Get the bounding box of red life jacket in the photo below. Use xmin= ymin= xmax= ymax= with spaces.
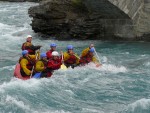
xmin=47 ymin=58 xmax=61 ymax=70
xmin=21 ymin=42 xmax=35 ymax=54
xmin=21 ymin=43 xmax=26 ymax=50
xmin=46 ymin=49 xmax=53 ymax=59
xmin=80 ymin=54 xmax=93 ymax=65
xmin=65 ymin=54 xmax=77 ymax=64
xmin=46 ymin=58 xmax=61 ymax=77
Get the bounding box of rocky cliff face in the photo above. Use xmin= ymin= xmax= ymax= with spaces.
xmin=108 ymin=0 xmax=150 ymax=40
xmin=29 ymin=0 xmax=91 ymax=40
xmin=28 ymin=0 xmax=138 ymax=40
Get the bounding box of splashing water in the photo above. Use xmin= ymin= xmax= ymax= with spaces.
xmin=0 ymin=2 xmax=150 ymax=113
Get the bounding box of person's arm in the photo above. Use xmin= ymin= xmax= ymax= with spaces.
xmin=74 ymin=53 xmax=80 ymax=64
xmin=20 ymin=59 xmax=31 ymax=75
xmin=30 ymin=45 xmax=41 ymax=51
xmin=63 ymin=52 xmax=70 ymax=62
xmin=81 ymin=48 xmax=90 ymax=57
xmin=28 ymin=55 xmax=36 ymax=60
xmin=35 ymin=61 xmax=45 ymax=72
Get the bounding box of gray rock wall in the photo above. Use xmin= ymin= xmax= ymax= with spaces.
xmin=108 ymin=0 xmax=143 ymax=20
xmin=108 ymin=0 xmax=150 ymax=37
xmin=136 ymin=0 xmax=150 ymax=37
xmin=28 ymin=0 xmax=150 ymax=40
xmin=83 ymin=0 xmax=135 ymax=39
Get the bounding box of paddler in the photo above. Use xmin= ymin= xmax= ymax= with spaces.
xmin=21 ymin=35 xmax=41 ymax=55
xmin=19 ymin=50 xmax=39 ymax=77
xmin=46 ymin=43 xmax=57 ymax=60
xmin=63 ymin=45 xmax=80 ymax=68
xmin=33 ymin=52 xmax=48 ymax=78
xmin=46 ymin=51 xmax=62 ymax=77
xmin=80 ymin=47 xmax=101 ymax=67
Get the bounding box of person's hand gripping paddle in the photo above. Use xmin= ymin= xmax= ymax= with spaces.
xmin=60 ymin=52 xmax=67 ymax=70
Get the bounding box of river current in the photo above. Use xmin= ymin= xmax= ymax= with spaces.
xmin=0 ymin=2 xmax=150 ymax=113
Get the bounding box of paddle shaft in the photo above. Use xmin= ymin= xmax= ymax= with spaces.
xmin=30 ymin=50 xmax=39 ymax=78
xmin=60 ymin=52 xmax=68 ymax=69
xmin=93 ymin=47 xmax=101 ymax=63
xmin=73 ymin=54 xmax=80 ymax=59
xmin=61 ymin=52 xmax=64 ymax=62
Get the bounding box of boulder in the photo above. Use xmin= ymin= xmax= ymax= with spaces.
xmin=28 ymin=0 xmax=131 ymax=40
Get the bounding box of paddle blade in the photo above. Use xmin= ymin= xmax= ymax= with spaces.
xmin=61 ymin=64 xmax=67 ymax=70
xmin=33 ymin=72 xmax=41 ymax=78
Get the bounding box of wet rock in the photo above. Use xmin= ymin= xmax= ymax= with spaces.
xmin=29 ymin=0 xmax=149 ymax=40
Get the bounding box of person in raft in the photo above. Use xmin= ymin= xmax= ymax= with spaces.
xmin=63 ymin=45 xmax=80 ymax=68
xmin=46 ymin=43 xmax=57 ymax=60
xmin=80 ymin=43 xmax=94 ymax=56
xmin=33 ymin=53 xmax=48 ymax=78
xmin=21 ymin=35 xmax=41 ymax=55
xmin=79 ymin=47 xmax=101 ymax=67
xmin=19 ymin=50 xmax=39 ymax=77
xmin=46 ymin=51 xmax=62 ymax=77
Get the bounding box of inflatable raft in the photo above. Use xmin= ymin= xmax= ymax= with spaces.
xmin=14 ymin=63 xmax=52 ymax=80
xmin=14 ymin=63 xmax=30 ymax=80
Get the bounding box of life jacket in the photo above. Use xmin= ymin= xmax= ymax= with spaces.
xmin=45 ymin=58 xmax=61 ymax=78
xmin=19 ymin=56 xmax=34 ymax=77
xmin=64 ymin=53 xmax=77 ymax=65
xmin=47 ymin=58 xmax=61 ymax=70
xmin=46 ymin=49 xmax=54 ymax=59
xmin=41 ymin=59 xmax=47 ymax=68
xmin=34 ymin=59 xmax=47 ymax=73
xmin=21 ymin=42 xmax=35 ymax=54
xmin=80 ymin=53 xmax=93 ymax=65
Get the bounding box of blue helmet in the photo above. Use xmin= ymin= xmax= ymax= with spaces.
xmin=67 ymin=45 xmax=73 ymax=50
xmin=89 ymin=48 xmax=95 ymax=53
xmin=40 ymin=53 xmax=47 ymax=58
xmin=22 ymin=50 xmax=28 ymax=55
xmin=50 ymin=43 xmax=57 ymax=47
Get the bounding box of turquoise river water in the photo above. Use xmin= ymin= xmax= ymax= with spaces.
xmin=0 ymin=2 xmax=150 ymax=113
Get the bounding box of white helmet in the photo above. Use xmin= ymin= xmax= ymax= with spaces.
xmin=27 ymin=35 xmax=32 ymax=38
xmin=52 ymin=51 xmax=59 ymax=56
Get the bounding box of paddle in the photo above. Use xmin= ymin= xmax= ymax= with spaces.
xmin=32 ymin=72 xmax=41 ymax=78
xmin=73 ymin=53 xmax=80 ymax=59
xmin=93 ymin=47 xmax=102 ymax=67
xmin=30 ymin=49 xmax=39 ymax=78
xmin=60 ymin=52 xmax=67 ymax=70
